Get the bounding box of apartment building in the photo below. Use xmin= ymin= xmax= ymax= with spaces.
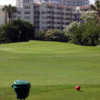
xmin=33 ymin=3 xmax=74 ymax=31
xmin=32 ymin=0 xmax=89 ymax=7
xmin=16 ymin=0 xmax=89 ymax=31
xmin=66 ymin=0 xmax=89 ymax=7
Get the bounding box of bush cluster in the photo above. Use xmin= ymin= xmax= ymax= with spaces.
xmin=35 ymin=29 xmax=69 ymax=42
xmin=65 ymin=20 xmax=100 ymax=46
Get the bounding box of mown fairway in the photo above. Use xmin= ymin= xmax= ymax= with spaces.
xmin=0 ymin=41 xmax=100 ymax=100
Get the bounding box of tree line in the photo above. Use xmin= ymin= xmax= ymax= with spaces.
xmin=0 ymin=1 xmax=100 ymax=46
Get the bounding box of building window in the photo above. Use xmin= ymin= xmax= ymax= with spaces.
xmin=24 ymin=16 xmax=30 ymax=19
xmin=24 ymin=11 xmax=31 ymax=14
xmin=24 ymin=5 xmax=30 ymax=9
xmin=17 ymin=11 xmax=21 ymax=14
xmin=23 ymin=0 xmax=30 ymax=3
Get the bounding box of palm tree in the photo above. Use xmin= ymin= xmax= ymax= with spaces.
xmin=90 ymin=1 xmax=100 ymax=22
xmin=2 ymin=5 xmax=17 ymax=24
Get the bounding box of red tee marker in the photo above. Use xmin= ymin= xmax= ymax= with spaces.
xmin=75 ymin=86 xmax=80 ymax=91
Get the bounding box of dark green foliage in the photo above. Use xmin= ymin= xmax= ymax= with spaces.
xmin=65 ymin=20 xmax=100 ymax=46
xmin=35 ymin=30 xmax=46 ymax=40
xmin=81 ymin=20 xmax=100 ymax=46
xmin=90 ymin=1 xmax=100 ymax=23
xmin=0 ymin=20 xmax=35 ymax=43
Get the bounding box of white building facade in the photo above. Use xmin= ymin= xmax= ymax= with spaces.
xmin=33 ymin=3 xmax=74 ymax=31
xmin=16 ymin=0 xmax=89 ymax=31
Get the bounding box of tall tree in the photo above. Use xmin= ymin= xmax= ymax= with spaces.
xmin=2 ymin=5 xmax=17 ymax=24
xmin=90 ymin=1 xmax=100 ymax=22
xmin=0 ymin=20 xmax=35 ymax=43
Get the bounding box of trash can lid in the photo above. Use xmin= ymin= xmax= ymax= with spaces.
xmin=12 ymin=80 xmax=30 ymax=88
xmin=13 ymin=80 xmax=30 ymax=85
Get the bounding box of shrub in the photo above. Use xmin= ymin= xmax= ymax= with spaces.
xmin=44 ymin=29 xmax=69 ymax=42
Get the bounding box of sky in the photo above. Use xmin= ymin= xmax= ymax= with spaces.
xmin=0 ymin=0 xmax=95 ymax=6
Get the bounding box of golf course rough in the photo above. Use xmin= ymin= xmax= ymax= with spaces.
xmin=0 ymin=41 xmax=100 ymax=100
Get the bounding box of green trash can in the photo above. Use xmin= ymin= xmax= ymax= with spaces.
xmin=12 ymin=80 xmax=31 ymax=100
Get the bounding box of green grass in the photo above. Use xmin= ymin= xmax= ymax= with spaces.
xmin=0 ymin=40 xmax=100 ymax=100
